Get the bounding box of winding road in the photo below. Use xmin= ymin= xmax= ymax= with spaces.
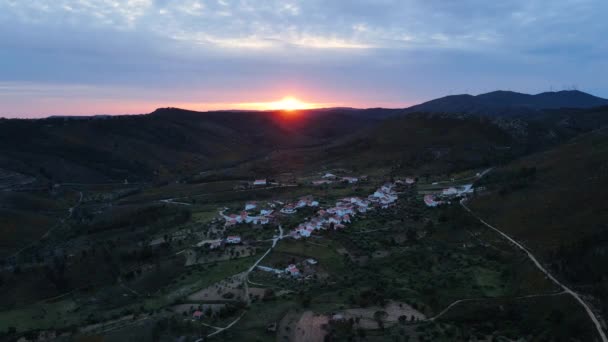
xmin=460 ymin=198 xmax=608 ymax=342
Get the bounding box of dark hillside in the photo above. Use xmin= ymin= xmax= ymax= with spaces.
xmin=470 ymin=127 xmax=608 ymax=316
xmin=319 ymin=113 xmax=515 ymax=174
xmin=0 ymin=107 xmax=393 ymax=183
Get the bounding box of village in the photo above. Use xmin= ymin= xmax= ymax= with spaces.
xmin=1 ymin=166 xmax=518 ymax=342
xmin=192 ymin=171 xmax=482 ymax=283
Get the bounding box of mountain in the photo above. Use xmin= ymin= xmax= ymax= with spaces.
xmin=0 ymin=91 xmax=606 ymax=185
xmin=404 ymin=90 xmax=608 ymax=117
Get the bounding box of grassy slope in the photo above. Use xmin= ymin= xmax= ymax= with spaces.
xmin=322 ymin=113 xmax=514 ymax=175
xmin=470 ymin=127 xmax=608 ymax=314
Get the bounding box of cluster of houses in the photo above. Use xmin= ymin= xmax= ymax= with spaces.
xmin=221 ymin=201 xmax=275 ymax=227
xmin=424 ymin=183 xmax=474 ymax=207
xmin=219 ymin=174 xmax=409 ymax=247
xmin=291 ymin=183 xmax=399 ymax=238
xmin=311 ymin=173 xmax=365 ymax=186
xmin=279 ymin=195 xmax=319 ymax=214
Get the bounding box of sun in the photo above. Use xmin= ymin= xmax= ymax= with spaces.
xmin=266 ymin=96 xmax=315 ymax=111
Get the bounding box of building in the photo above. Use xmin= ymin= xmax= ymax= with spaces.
xmin=245 ymin=202 xmax=257 ymax=210
xmin=424 ymin=194 xmax=443 ymax=207
xmin=296 ymin=227 xmax=312 ymax=237
xmin=442 ymin=187 xmax=458 ymax=196
xmin=285 ymin=264 xmax=300 ymax=276
xmin=280 ymin=205 xmax=297 ymax=214
xmin=253 ymin=179 xmax=267 ymax=186
xmin=226 ymin=236 xmax=241 ymax=244
xmin=260 ymin=209 xmax=273 ymax=216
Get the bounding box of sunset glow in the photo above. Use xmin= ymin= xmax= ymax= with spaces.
xmin=256 ymin=96 xmax=318 ymax=111
xmin=268 ymin=96 xmax=314 ymax=111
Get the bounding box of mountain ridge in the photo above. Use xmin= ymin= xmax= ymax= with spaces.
xmin=403 ymin=90 xmax=608 ymax=116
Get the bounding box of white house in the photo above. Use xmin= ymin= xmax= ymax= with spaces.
xmin=226 ymin=236 xmax=241 ymax=244
xmin=328 ymin=216 xmax=341 ymax=225
xmin=253 ymin=179 xmax=267 ymax=186
xmin=245 ymin=202 xmax=257 ymax=211
xmin=280 ymin=205 xmax=297 ymax=214
xmin=442 ymin=187 xmax=458 ymax=196
xmin=296 ymin=227 xmax=311 ymax=237
xmin=322 ymin=173 xmax=337 ymax=179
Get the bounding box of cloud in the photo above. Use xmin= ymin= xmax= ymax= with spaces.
xmin=0 ymin=0 xmax=607 ymax=117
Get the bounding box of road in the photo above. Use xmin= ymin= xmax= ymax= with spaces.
xmin=429 ymin=167 xmax=493 ymax=186
xmin=460 ymin=198 xmax=608 ymax=342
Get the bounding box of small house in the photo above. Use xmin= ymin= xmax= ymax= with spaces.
xmin=226 ymin=236 xmax=241 ymax=244
xmin=253 ymin=179 xmax=267 ymax=186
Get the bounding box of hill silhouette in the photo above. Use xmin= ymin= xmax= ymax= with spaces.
xmin=404 ymin=90 xmax=608 ymax=116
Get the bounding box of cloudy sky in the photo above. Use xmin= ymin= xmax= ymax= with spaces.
xmin=1 ymin=0 xmax=607 ymax=117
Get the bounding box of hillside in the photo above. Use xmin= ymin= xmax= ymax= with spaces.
xmin=317 ymin=105 xmax=608 ymax=175
xmin=0 ymin=108 xmax=397 ymax=184
xmin=404 ymin=90 xmax=608 ymax=117
xmin=470 ymin=127 xmax=608 ymax=316
xmin=322 ymin=113 xmax=514 ymax=174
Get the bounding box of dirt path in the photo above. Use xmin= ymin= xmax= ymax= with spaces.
xmin=243 ymin=225 xmax=284 ymax=304
xmin=430 ymin=291 xmax=567 ymax=321
xmin=428 ymin=167 xmax=494 ymax=186
xmin=460 ymin=198 xmax=608 ymax=342
xmin=159 ymin=198 xmax=192 ymax=206
xmin=206 ymin=311 xmax=247 ymax=338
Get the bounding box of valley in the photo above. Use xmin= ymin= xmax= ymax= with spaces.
xmin=1 ymin=93 xmax=608 ymax=341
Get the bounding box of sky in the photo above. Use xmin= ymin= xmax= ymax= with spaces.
xmin=1 ymin=0 xmax=607 ymax=118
